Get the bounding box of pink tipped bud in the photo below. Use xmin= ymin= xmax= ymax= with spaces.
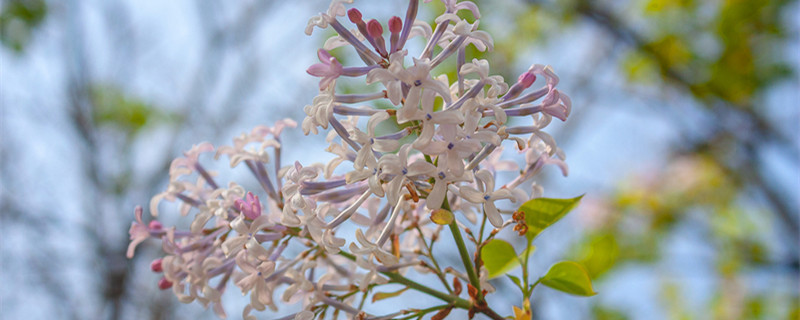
xmin=388 ymin=16 xmax=402 ymax=34
xmin=148 ymin=220 xmax=163 ymax=230
xmin=347 ymin=8 xmax=363 ymax=23
xmin=517 ymin=72 xmax=536 ymax=88
xmin=158 ymin=277 xmax=173 ymax=290
xmin=367 ymin=19 xmax=384 ymax=38
xmin=150 ymin=258 xmax=163 ymax=272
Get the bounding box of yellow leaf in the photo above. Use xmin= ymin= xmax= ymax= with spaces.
xmin=430 ymin=209 xmax=454 ymax=225
xmin=513 ymin=305 xmax=531 ymax=320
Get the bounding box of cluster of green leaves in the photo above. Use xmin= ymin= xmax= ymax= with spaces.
xmin=90 ymin=85 xmax=176 ymax=134
xmin=570 ymin=154 xmax=797 ymax=319
xmin=0 ymin=0 xmax=47 ymax=53
xmin=479 ymin=196 xmax=595 ymax=317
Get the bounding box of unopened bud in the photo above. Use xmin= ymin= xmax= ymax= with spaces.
xmin=347 ymin=8 xmax=363 ymax=23
xmin=517 ymin=72 xmax=536 ymax=88
xmin=148 ymin=220 xmax=163 ymax=230
xmin=150 ymin=258 xmax=163 ymax=272
xmin=158 ymin=277 xmax=173 ymax=290
xmin=388 ymin=16 xmax=402 ymax=34
xmin=367 ymin=19 xmax=384 ymax=38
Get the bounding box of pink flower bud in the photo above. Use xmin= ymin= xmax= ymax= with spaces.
xmin=150 ymin=258 xmax=163 ymax=272
xmin=158 ymin=277 xmax=173 ymax=290
xmin=148 ymin=220 xmax=163 ymax=230
xmin=367 ymin=19 xmax=383 ymax=38
xmin=517 ymin=72 xmax=536 ymax=89
xmin=347 ymin=8 xmax=362 ymax=23
xmin=388 ymin=16 xmax=402 ymax=34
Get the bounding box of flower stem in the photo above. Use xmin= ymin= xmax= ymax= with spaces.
xmin=337 ymin=251 xmax=470 ymax=309
xmin=442 ymin=198 xmax=482 ymax=300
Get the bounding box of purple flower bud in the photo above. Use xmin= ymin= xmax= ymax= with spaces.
xmin=367 ymin=19 xmax=388 ymax=57
xmin=148 ymin=220 xmax=163 ymax=230
xmin=158 ymin=277 xmax=172 ymax=290
xmin=347 ymin=8 xmax=363 ymax=23
xmin=367 ymin=19 xmax=383 ymax=38
xmin=150 ymin=258 xmax=163 ymax=272
xmin=517 ymin=72 xmax=536 ymax=89
xmin=235 ymin=192 xmax=262 ymax=220
xmin=388 ymin=16 xmax=402 ymax=34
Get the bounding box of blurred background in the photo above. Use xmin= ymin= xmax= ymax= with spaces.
xmin=1 ymin=0 xmax=797 ymax=319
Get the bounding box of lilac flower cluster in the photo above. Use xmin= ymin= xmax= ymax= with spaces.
xmin=128 ymin=0 xmax=571 ymax=319
xmin=302 ymin=0 xmax=570 ymax=226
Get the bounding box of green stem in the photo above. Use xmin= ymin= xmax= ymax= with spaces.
xmin=338 ymin=251 xmax=471 ymax=309
xmin=442 ymin=198 xmax=482 ymax=299
xmin=416 ymin=226 xmax=453 ymax=293
xmin=382 ymin=271 xmax=471 ymax=309
xmin=395 ymin=304 xmax=451 ymax=320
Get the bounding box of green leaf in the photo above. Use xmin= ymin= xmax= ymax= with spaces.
xmin=0 ymin=0 xmax=48 ymax=53
xmin=371 ymin=287 xmax=408 ymax=302
xmin=90 ymin=85 xmax=168 ymax=133
xmin=481 ymin=239 xmax=519 ymax=279
xmin=506 ymin=274 xmax=522 ymax=290
xmin=540 ymin=261 xmax=597 ymax=296
xmin=520 ymin=195 xmax=583 ymax=241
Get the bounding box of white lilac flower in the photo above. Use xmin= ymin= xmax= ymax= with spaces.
xmin=129 ymin=0 xmax=576 ymax=318
xmin=458 ymin=169 xmax=517 ymax=227
xmin=378 ymin=144 xmax=436 ymax=204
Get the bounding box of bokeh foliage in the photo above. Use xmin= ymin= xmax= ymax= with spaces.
xmin=464 ymin=0 xmax=798 ymax=318
xmin=0 ymin=0 xmax=47 ymax=53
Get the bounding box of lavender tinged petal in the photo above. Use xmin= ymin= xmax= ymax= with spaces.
xmin=497 ymin=87 xmax=548 ymax=108
xmin=318 ymin=295 xmax=362 ymax=315
xmin=328 ymin=19 xmax=382 ymax=65
xmin=421 ymin=20 xmax=449 ymax=59
xmin=254 ymin=233 xmax=283 ymax=242
xmin=430 ymin=35 xmax=466 ymax=68
xmin=245 ymin=160 xmax=278 ymax=200
xmin=341 ymin=65 xmax=380 ymax=77
xmin=457 ymin=46 xmax=466 ymax=95
xmin=395 ymin=0 xmax=419 ymax=51
xmin=487 ymin=104 xmax=543 ymax=117
xmin=194 ymin=163 xmax=219 ymax=189
xmin=206 ymin=260 xmax=236 ymax=277
xmin=333 ymin=105 xmax=382 ymax=116
xmin=372 ymin=205 xmax=391 ymax=226
xmin=376 ymin=201 xmax=403 ymax=247
xmin=321 ymin=283 xmax=353 ymax=291
xmin=264 ymin=256 xmax=303 ymax=282
xmin=335 ymin=92 xmax=385 ymax=103
xmin=269 ymin=241 xmax=289 ymax=261
xmin=256 ymin=161 xmax=277 ymax=197
xmin=329 ymin=115 xmax=362 ymax=151
xmin=375 ymin=128 xmax=411 ymax=140
xmin=465 ymin=144 xmax=497 ymax=171
xmin=503 ymin=82 xmax=525 ymax=102
xmin=325 ymin=188 xmax=372 ymax=228
xmin=314 ymin=184 xmax=369 ymax=202
xmin=176 ymin=193 xmax=202 ymax=207
xmin=446 ymin=79 xmax=484 ymax=110
xmin=149 ymin=229 xmax=193 ymax=238
xmin=274 ymin=136 xmax=283 ymax=192
xmin=505 ymin=126 xmax=539 ymax=134
xmin=301 ymin=178 xmax=347 ymax=192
